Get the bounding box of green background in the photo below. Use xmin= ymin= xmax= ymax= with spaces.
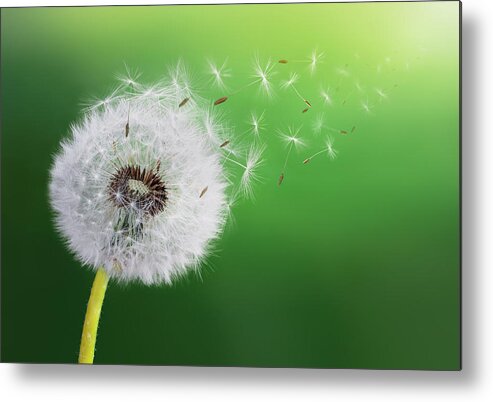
xmin=1 ymin=2 xmax=460 ymax=369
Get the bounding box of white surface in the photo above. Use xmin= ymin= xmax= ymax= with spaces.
xmin=1 ymin=0 xmax=491 ymax=401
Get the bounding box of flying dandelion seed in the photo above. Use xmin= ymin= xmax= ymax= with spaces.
xmin=115 ymin=65 xmax=141 ymax=90
xmin=278 ymin=126 xmax=306 ymax=186
xmin=199 ymin=186 xmax=209 ymax=198
xmin=309 ymin=49 xmax=325 ymax=74
xmin=281 ymin=72 xmax=312 ymax=110
xmin=251 ymin=56 xmax=276 ymax=97
xmin=303 ymin=136 xmax=338 ymax=164
xmin=214 ymin=96 xmax=228 ymax=106
xmin=213 ymin=56 xmax=275 ymax=106
xmin=277 ymin=49 xmax=324 ymax=74
xmin=320 ymin=87 xmax=333 ymax=106
xmin=354 ymin=80 xmax=365 ymax=93
xmin=179 ymin=97 xmax=190 ymax=107
xmin=312 ymin=113 xmax=326 ymax=135
xmin=248 ymin=110 xmax=266 ymax=138
xmin=335 ymin=65 xmax=350 ymax=77
xmin=207 ymin=58 xmax=231 ymax=89
xmin=223 ymin=145 xmax=264 ymax=198
xmin=361 ymin=98 xmax=373 ymax=114
xmin=375 ymin=87 xmax=388 ymax=101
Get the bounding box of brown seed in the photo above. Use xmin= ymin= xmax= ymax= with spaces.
xmin=340 ymin=130 xmax=348 ymax=135
xmin=214 ymin=96 xmax=228 ymax=106
xmin=303 ymin=158 xmax=311 ymax=164
xmin=179 ymin=98 xmax=190 ymax=107
xmin=199 ymin=186 xmax=209 ymax=198
xmin=304 ymin=99 xmax=312 ymax=107
xmin=219 ymin=140 xmax=230 ymax=148
xmin=278 ymin=59 xmax=288 ymax=64
xmin=125 ymin=122 xmax=130 ymax=137
xmin=302 ymin=108 xmax=309 ymax=113
xmin=155 ymin=160 xmax=161 ymax=172
xmin=278 ymin=173 xmax=284 ymax=186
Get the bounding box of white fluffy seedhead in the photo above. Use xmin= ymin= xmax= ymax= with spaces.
xmin=49 ymin=68 xmax=238 ymax=285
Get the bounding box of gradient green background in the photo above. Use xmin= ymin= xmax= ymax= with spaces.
xmin=1 ymin=2 xmax=460 ymax=369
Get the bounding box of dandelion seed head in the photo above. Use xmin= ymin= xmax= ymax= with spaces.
xmin=50 ymin=71 xmax=232 ymax=285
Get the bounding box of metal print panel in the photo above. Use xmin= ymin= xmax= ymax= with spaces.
xmin=0 ymin=1 xmax=461 ymax=369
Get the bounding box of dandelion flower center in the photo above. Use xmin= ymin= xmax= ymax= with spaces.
xmin=108 ymin=165 xmax=167 ymax=217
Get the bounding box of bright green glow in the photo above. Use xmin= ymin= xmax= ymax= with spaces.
xmin=1 ymin=2 xmax=460 ymax=369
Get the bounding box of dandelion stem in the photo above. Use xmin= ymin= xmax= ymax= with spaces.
xmin=79 ymin=268 xmax=109 ymax=364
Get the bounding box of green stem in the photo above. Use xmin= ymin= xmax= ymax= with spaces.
xmin=79 ymin=269 xmax=109 ymax=364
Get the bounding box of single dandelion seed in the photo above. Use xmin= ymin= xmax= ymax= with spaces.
xmin=278 ymin=173 xmax=285 ymax=186
xmin=312 ymin=113 xmax=325 ymax=135
xmin=214 ymin=96 xmax=228 ymax=106
xmin=351 ymin=126 xmax=356 ymax=133
xmin=281 ymin=72 xmax=312 ymax=110
xmin=335 ymin=65 xmax=350 ymax=77
xmin=340 ymin=130 xmax=348 ymax=135
xmin=361 ymin=98 xmax=373 ymax=114
xmin=199 ymin=186 xmax=209 ymax=198
xmin=115 ymin=64 xmax=141 ymax=90
xmin=223 ymin=145 xmax=264 ymax=198
xmin=179 ymin=97 xmax=190 ymax=107
xmin=248 ymin=110 xmax=266 ymax=137
xmin=251 ymin=56 xmax=275 ymax=97
xmin=309 ymin=49 xmax=325 ymax=74
xmin=278 ymin=126 xmax=306 ymax=186
xmin=354 ymin=80 xmax=364 ymax=93
xmin=125 ymin=102 xmax=130 ymax=138
xmin=320 ymin=87 xmax=333 ymax=106
xmin=213 ymin=56 xmax=275 ymax=106
xmin=303 ymin=136 xmax=338 ymax=164
xmin=219 ymin=140 xmax=230 ymax=148
xmin=207 ymin=58 xmax=231 ymax=89
xmin=375 ymin=88 xmax=388 ymax=101
xmin=277 ymin=49 xmax=323 ymax=74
